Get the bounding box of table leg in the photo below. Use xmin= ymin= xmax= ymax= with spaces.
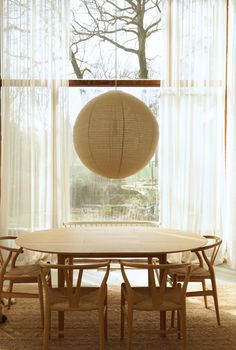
xmin=58 ymin=254 xmax=65 ymax=338
xmin=0 ymin=304 xmax=7 ymax=323
xmin=159 ymin=253 xmax=167 ymax=337
xmin=148 ymin=256 xmax=152 ymax=285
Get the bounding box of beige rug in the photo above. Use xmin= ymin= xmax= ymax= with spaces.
xmin=0 ymin=284 xmax=235 ymax=350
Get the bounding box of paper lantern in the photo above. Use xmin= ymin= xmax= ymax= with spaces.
xmin=73 ymin=90 xmax=159 ymax=179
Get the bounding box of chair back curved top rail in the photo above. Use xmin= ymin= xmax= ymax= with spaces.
xmin=120 ymin=261 xmax=191 ymax=309
xmin=191 ymin=235 xmax=222 ymax=267
xmin=40 ymin=260 xmax=110 ymax=307
xmin=0 ymin=236 xmax=22 ymax=272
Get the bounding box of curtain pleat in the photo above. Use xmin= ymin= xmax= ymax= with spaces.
xmin=159 ymin=0 xmax=226 ymax=263
xmin=224 ymin=0 xmax=236 ymax=269
xmin=0 ymin=1 xmax=70 ymax=240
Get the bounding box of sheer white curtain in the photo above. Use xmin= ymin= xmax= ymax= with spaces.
xmin=159 ymin=0 xmax=226 ymax=261
xmin=0 ymin=1 xmax=70 ymax=242
xmin=224 ymin=0 xmax=236 ymax=269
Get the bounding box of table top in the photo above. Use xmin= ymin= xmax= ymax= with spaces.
xmin=16 ymin=226 xmax=207 ymax=257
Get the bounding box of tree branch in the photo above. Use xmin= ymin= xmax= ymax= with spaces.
xmin=97 ymin=33 xmax=138 ymax=54
xmin=105 ymin=0 xmax=133 ymax=13
xmin=145 ymin=18 xmax=162 ymax=33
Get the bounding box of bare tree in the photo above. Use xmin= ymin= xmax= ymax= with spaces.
xmin=71 ymin=0 xmax=162 ymax=79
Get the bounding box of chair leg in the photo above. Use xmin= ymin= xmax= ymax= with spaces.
xmin=7 ymin=281 xmax=14 ymax=309
xmin=104 ymin=292 xmax=108 ymax=340
xmin=127 ymin=308 xmax=133 ymax=350
xmin=121 ymin=284 xmax=125 ymax=340
xmin=177 ymin=310 xmax=181 ymax=339
xmin=43 ymin=305 xmax=50 ymax=350
xmin=171 ymin=275 xmax=178 ymax=328
xmin=38 ymin=276 xmax=44 ymax=328
xmin=181 ymin=307 xmax=187 ymax=350
xmin=211 ymin=279 xmax=221 ymax=325
xmin=98 ymin=308 xmax=105 ymax=350
xmin=201 ymin=280 xmax=208 ymax=308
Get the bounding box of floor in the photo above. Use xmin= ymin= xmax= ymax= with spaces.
xmin=214 ymin=263 xmax=236 ymax=285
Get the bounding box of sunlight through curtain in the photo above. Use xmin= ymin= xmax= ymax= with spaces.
xmin=0 ymin=1 xmax=70 ymax=240
xmin=159 ymin=0 xmax=226 ymax=262
xmin=224 ymin=0 xmax=236 ymax=269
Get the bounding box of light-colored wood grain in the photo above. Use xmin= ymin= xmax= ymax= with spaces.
xmin=62 ymin=220 xmax=159 ymax=265
xmin=16 ymin=226 xmax=207 ymax=257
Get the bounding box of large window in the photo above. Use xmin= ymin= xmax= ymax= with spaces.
xmin=67 ymin=0 xmax=162 ymax=221
xmin=0 ymin=0 xmax=162 ymax=229
xmin=69 ymin=87 xmax=160 ymax=221
xmin=1 ymin=0 xmax=229 ymax=264
xmin=70 ymin=0 xmax=162 ymax=80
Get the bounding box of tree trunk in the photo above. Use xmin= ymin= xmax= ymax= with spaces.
xmin=70 ymin=49 xmax=84 ymax=79
xmin=138 ymin=37 xmax=148 ymax=79
xmin=137 ymin=2 xmax=148 ymax=79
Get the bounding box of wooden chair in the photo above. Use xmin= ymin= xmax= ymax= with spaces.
xmin=120 ymin=260 xmax=191 ymax=350
xmin=0 ymin=235 xmax=45 ymax=326
xmin=168 ymin=235 xmax=222 ymax=325
xmin=40 ymin=260 xmax=110 ymax=350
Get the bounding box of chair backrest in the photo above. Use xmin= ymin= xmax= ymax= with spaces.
xmin=0 ymin=236 xmax=22 ymax=275
xmin=40 ymin=260 xmax=110 ymax=308
xmin=192 ymin=235 xmax=222 ymax=268
xmin=63 ymin=220 xmax=159 ymax=228
xmin=120 ymin=261 xmax=191 ymax=308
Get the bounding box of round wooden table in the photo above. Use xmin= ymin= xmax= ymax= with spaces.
xmin=16 ymin=226 xmax=207 ymax=258
xmin=16 ymin=225 xmax=207 ymax=335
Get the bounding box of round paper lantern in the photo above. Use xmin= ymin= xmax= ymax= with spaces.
xmin=73 ymin=90 xmax=159 ymax=179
